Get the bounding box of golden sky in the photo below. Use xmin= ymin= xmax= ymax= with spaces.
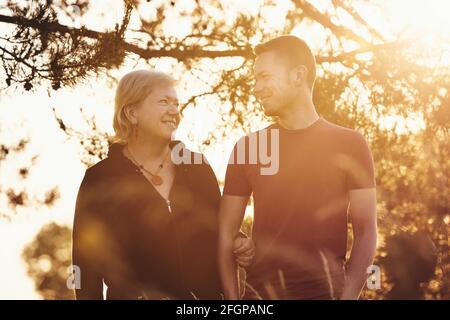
xmin=0 ymin=0 xmax=449 ymax=299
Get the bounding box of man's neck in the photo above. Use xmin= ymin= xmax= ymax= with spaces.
xmin=278 ymin=95 xmax=319 ymax=130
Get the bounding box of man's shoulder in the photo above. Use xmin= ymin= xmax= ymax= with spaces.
xmin=231 ymin=121 xmax=363 ymax=148
xmin=246 ymin=119 xmax=360 ymax=134
xmin=319 ymin=118 xmax=367 ymax=142
xmin=320 ymin=118 xmax=356 ymax=133
xmin=236 ymin=124 xmax=276 ymax=142
xmin=250 ymin=119 xmax=364 ymax=140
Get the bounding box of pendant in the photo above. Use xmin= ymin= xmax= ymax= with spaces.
xmin=151 ymin=175 xmax=163 ymax=186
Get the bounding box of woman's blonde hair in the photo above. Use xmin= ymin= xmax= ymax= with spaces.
xmin=112 ymin=69 xmax=175 ymax=144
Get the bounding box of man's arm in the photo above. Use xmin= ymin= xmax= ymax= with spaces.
xmin=218 ymin=194 xmax=249 ymax=300
xmin=200 ymin=159 xmax=255 ymax=268
xmin=341 ymin=187 xmax=377 ymax=300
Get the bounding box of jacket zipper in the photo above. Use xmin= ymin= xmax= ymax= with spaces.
xmin=166 ymin=199 xmax=172 ymax=213
xmin=166 ymin=198 xmax=185 ymax=293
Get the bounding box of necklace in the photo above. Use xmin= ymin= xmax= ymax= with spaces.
xmin=126 ymin=146 xmax=170 ymax=186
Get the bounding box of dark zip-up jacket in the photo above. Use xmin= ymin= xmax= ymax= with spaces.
xmin=72 ymin=141 xmax=223 ymax=299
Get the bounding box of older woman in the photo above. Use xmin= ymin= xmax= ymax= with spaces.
xmin=72 ymin=70 xmax=254 ymax=300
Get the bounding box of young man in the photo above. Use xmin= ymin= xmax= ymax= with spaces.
xmin=218 ymin=35 xmax=377 ymax=300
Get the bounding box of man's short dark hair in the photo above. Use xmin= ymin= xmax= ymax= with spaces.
xmin=254 ymin=35 xmax=316 ymax=90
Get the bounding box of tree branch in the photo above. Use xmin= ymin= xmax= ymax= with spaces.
xmin=331 ymin=0 xmax=385 ymax=41
xmin=292 ymin=0 xmax=374 ymax=48
xmin=0 ymin=13 xmax=254 ymax=61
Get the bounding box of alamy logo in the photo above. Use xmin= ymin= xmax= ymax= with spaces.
xmin=366 ymin=265 xmax=381 ymax=290
xmin=67 ymin=265 xmax=81 ymax=290
xmin=171 ymin=129 xmax=280 ymax=175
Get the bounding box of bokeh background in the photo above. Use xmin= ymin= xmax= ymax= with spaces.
xmin=0 ymin=0 xmax=449 ymax=299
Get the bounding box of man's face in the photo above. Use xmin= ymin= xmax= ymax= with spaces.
xmin=253 ymin=51 xmax=296 ymax=117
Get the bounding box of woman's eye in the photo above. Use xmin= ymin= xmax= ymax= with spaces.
xmin=159 ymin=99 xmax=169 ymax=104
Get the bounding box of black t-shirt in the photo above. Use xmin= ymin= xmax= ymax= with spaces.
xmin=224 ymin=118 xmax=376 ymax=299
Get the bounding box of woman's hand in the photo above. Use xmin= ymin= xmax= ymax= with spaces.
xmin=232 ymin=236 xmax=255 ymax=268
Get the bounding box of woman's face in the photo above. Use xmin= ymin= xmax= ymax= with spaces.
xmin=135 ymin=84 xmax=180 ymax=141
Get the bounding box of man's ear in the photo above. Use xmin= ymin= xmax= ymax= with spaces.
xmin=290 ymin=65 xmax=308 ymax=87
xmin=123 ymin=105 xmax=138 ymax=125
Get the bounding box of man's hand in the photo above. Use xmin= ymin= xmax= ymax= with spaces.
xmin=233 ymin=236 xmax=255 ymax=268
xmin=218 ymin=194 xmax=249 ymax=300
